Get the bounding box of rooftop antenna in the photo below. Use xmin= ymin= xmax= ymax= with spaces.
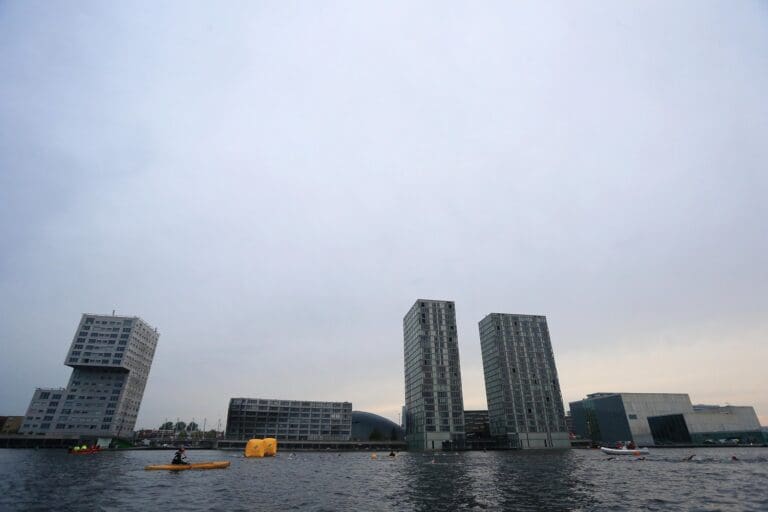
xmin=112 ymin=309 xmax=115 ymax=316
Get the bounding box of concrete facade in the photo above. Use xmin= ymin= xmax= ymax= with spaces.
xmin=479 ymin=313 xmax=569 ymax=449
xmin=225 ymin=398 xmax=352 ymax=441
xmin=19 ymin=314 xmax=159 ymax=438
xmin=403 ymin=299 xmax=465 ymax=450
xmin=570 ymin=393 xmax=764 ymax=446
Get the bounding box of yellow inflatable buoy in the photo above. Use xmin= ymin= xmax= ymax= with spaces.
xmin=245 ymin=439 xmax=265 ymax=458
xmin=263 ymin=438 xmax=278 ymax=457
xmin=370 ymin=453 xmax=377 ymax=460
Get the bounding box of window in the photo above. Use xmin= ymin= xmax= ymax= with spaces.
xmin=628 ymin=414 xmax=638 ymax=420
xmin=39 ymin=392 xmax=50 ymax=399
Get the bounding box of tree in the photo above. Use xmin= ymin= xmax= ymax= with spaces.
xmin=187 ymin=422 xmax=199 ymax=432
xmin=205 ymin=430 xmax=218 ymax=439
xmin=178 ymin=431 xmax=188 ymax=440
xmin=159 ymin=422 xmax=173 ymax=431
xmin=369 ymin=428 xmax=384 ymax=441
xmin=174 ymin=421 xmax=186 ymax=432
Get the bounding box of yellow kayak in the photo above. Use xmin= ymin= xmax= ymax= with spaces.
xmin=145 ymin=461 xmax=230 ymax=471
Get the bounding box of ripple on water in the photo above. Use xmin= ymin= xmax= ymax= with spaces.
xmin=0 ymin=448 xmax=767 ymax=511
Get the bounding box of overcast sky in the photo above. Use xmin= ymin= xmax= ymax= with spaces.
xmin=1 ymin=1 xmax=766 ymax=430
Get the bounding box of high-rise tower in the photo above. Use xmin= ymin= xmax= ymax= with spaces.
xmin=403 ymin=299 xmax=465 ymax=450
xmin=20 ymin=313 xmax=159 ymax=438
xmin=479 ymin=313 xmax=569 ymax=449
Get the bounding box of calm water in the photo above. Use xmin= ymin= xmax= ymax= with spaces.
xmin=0 ymin=448 xmax=766 ymax=511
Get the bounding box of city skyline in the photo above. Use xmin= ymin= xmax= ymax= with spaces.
xmin=4 ymin=304 xmax=765 ymax=431
xmin=1 ymin=2 xmax=766 ymax=429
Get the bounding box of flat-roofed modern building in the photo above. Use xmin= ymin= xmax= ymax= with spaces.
xmin=570 ymin=392 xmax=765 ymax=446
xmin=403 ymin=299 xmax=465 ymax=450
xmin=479 ymin=313 xmax=569 ymax=449
xmin=19 ymin=314 xmax=159 ymax=438
xmin=225 ymin=398 xmax=352 ymax=441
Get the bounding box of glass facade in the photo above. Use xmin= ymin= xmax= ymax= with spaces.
xmin=570 ymin=394 xmax=632 ymax=444
xmin=226 ymin=398 xmax=352 ymax=441
xmin=403 ymin=300 xmax=465 ymax=450
xmin=479 ymin=314 xmax=568 ymax=448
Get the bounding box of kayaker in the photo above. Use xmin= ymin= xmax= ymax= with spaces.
xmin=172 ymin=447 xmax=189 ymax=465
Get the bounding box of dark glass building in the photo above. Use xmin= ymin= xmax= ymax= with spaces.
xmin=403 ymin=299 xmax=466 ymax=450
xmin=479 ymin=313 xmax=569 ymax=449
xmin=351 ymin=411 xmax=403 ymax=441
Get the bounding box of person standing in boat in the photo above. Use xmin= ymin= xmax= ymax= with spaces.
xmin=172 ymin=447 xmax=189 ymax=465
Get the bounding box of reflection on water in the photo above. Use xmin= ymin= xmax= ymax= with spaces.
xmin=0 ymin=448 xmax=766 ymax=511
xmin=400 ymin=450 xmax=596 ymax=511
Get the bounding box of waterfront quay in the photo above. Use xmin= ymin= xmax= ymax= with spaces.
xmin=0 ymin=434 xmax=405 ymax=452
xmin=217 ymin=439 xmax=406 ymax=451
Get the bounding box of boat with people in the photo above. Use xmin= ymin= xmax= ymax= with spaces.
xmin=600 ymin=446 xmax=649 ymax=456
xmin=600 ymin=440 xmax=649 ymax=456
xmin=145 ymin=461 xmax=230 ymax=471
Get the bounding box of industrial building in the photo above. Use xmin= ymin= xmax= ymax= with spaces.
xmin=570 ymin=393 xmax=764 ymax=446
xmin=19 ymin=313 xmax=158 ymax=439
xmin=403 ymin=299 xmax=466 ymax=450
xmin=479 ymin=313 xmax=570 ymax=449
xmin=225 ymin=398 xmax=352 ymax=441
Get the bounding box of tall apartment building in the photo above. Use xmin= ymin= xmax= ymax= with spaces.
xmin=403 ymin=299 xmax=465 ymax=450
xmin=20 ymin=313 xmax=159 ymax=439
xmin=479 ymin=313 xmax=569 ymax=449
xmin=225 ymin=398 xmax=352 ymax=441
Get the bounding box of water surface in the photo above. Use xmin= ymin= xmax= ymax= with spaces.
xmin=0 ymin=448 xmax=766 ymax=511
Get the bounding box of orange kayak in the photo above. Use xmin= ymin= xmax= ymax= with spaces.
xmin=145 ymin=461 xmax=230 ymax=471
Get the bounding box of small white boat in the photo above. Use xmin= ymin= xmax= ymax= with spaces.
xmin=600 ymin=446 xmax=649 ymax=456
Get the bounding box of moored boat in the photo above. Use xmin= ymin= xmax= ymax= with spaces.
xmin=69 ymin=447 xmax=102 ymax=455
xmin=144 ymin=461 xmax=231 ymax=471
xmin=600 ymin=447 xmax=649 ymax=456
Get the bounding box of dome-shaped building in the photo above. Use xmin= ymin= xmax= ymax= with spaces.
xmin=351 ymin=411 xmax=404 ymax=441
